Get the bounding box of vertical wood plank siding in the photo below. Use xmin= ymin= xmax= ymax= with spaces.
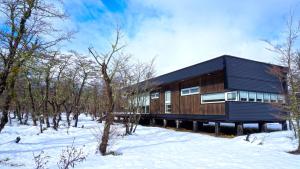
xmin=150 ymin=70 xmax=225 ymax=115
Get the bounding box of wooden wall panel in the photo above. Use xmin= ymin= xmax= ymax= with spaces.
xmin=149 ymin=70 xmax=225 ymax=115
xmin=201 ymin=70 xmax=224 ymax=93
xmin=160 ymin=90 xmax=165 ymax=114
xmin=150 ymin=90 xmax=161 ymax=114
xmin=180 ymin=95 xmax=200 ymax=114
xmin=150 ymin=99 xmax=160 ymax=114
xmin=171 ymin=84 xmax=180 ymax=114
xmin=199 ymin=103 xmax=225 ymax=115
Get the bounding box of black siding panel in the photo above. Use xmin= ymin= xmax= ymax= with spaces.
xmin=225 ymin=56 xmax=284 ymax=93
xmin=227 ymin=77 xmax=282 ymax=93
xmin=227 ymin=102 xmax=285 ymax=122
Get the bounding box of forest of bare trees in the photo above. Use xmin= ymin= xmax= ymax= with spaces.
xmin=0 ymin=0 xmax=155 ymax=156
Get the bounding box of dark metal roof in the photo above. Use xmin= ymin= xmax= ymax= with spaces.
xmin=146 ymin=55 xmax=285 ymax=89
xmin=146 ymin=55 xmax=225 ymax=87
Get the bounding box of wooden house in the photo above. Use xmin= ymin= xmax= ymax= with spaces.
xmin=118 ymin=55 xmax=288 ymax=135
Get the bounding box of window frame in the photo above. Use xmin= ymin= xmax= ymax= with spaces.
xmin=239 ymin=91 xmax=249 ymax=102
xmin=248 ymin=92 xmax=256 ymax=102
xmin=201 ymin=92 xmax=225 ymax=104
xmin=256 ymin=92 xmax=263 ymax=102
xmin=263 ymin=93 xmax=271 ymax=103
xmin=270 ymin=94 xmax=278 ymax=103
xmin=278 ymin=94 xmax=285 ymax=103
xmin=150 ymin=92 xmax=160 ymax=99
xmin=225 ymin=91 xmax=238 ymax=101
xmin=181 ymin=86 xmax=200 ymax=96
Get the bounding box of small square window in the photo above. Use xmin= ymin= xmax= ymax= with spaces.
xmin=271 ymin=94 xmax=277 ymax=103
xmin=257 ymin=93 xmax=263 ymax=102
xmin=248 ymin=92 xmax=256 ymax=102
xmin=151 ymin=92 xmax=159 ymax=99
xmin=263 ymin=93 xmax=270 ymax=102
xmin=227 ymin=92 xmax=237 ymax=101
xmin=278 ymin=95 xmax=285 ymax=103
xmin=239 ymin=91 xmax=248 ymax=101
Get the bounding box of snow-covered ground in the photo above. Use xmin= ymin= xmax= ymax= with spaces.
xmin=0 ymin=115 xmax=299 ymax=169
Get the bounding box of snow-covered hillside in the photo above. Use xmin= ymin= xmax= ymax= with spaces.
xmin=0 ymin=115 xmax=299 ymax=169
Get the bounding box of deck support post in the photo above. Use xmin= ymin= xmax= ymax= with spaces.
xmin=176 ymin=120 xmax=180 ymax=129
xmin=193 ymin=121 xmax=198 ymax=132
xmin=259 ymin=122 xmax=267 ymax=132
xmin=281 ymin=121 xmax=288 ymax=131
xmin=235 ymin=122 xmax=244 ymax=136
xmin=198 ymin=122 xmax=203 ymax=129
xmin=151 ymin=118 xmax=156 ymax=126
xmin=163 ymin=119 xmax=167 ymax=128
xmin=215 ymin=122 xmax=220 ymax=136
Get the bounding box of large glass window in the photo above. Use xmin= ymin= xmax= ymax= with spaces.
xmin=263 ymin=93 xmax=270 ymax=102
xmin=201 ymin=93 xmax=225 ymax=103
xmin=201 ymin=91 xmax=285 ymax=104
xmin=239 ymin=91 xmax=248 ymax=101
xmin=181 ymin=86 xmax=200 ymax=96
xmin=248 ymin=92 xmax=256 ymax=102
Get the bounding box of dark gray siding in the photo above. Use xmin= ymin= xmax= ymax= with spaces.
xmin=225 ymin=56 xmax=284 ymax=93
xmin=226 ymin=102 xmax=285 ymax=122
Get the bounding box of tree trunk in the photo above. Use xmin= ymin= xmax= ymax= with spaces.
xmin=74 ymin=113 xmax=79 ymax=127
xmin=0 ymin=77 xmax=16 ymax=132
xmin=24 ymin=112 xmax=29 ymax=125
xmin=99 ymin=67 xmax=114 ymax=155
xmin=16 ymin=101 xmax=23 ymax=124
xmin=28 ymin=79 xmax=37 ymax=126
xmin=44 ymin=72 xmax=50 ymax=128
xmin=99 ymin=112 xmax=114 ymax=155
xmin=39 ymin=116 xmax=43 ymax=133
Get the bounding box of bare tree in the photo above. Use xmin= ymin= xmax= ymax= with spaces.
xmin=89 ymin=28 xmax=129 ymax=155
xmin=122 ymin=59 xmax=155 ymax=135
xmin=265 ymin=11 xmax=300 ymax=153
xmin=0 ymin=0 xmax=71 ymax=132
xmin=71 ymin=53 xmax=95 ymax=128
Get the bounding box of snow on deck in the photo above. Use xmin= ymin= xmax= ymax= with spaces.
xmin=0 ymin=115 xmax=299 ymax=169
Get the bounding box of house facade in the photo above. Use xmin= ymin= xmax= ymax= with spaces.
xmin=121 ymin=55 xmax=288 ymax=135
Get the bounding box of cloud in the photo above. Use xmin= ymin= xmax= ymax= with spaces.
xmin=123 ymin=0 xmax=300 ymax=75
xmin=62 ymin=0 xmax=300 ymax=75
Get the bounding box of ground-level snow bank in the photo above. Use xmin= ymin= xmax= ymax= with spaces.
xmin=0 ymin=115 xmax=299 ymax=169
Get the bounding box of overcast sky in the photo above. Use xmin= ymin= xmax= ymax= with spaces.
xmin=62 ymin=0 xmax=300 ymax=76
